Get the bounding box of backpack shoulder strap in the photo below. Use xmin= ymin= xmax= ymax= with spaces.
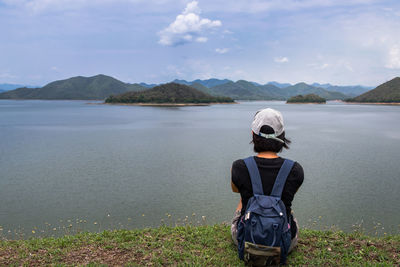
xmin=271 ymin=159 xmax=295 ymax=198
xmin=243 ymin=156 xmax=264 ymax=195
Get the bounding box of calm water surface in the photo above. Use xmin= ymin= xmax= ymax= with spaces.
xmin=0 ymin=100 xmax=399 ymax=237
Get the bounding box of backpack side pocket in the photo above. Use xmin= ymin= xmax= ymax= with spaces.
xmin=237 ymin=215 xmax=245 ymax=260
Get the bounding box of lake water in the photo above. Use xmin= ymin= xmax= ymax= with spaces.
xmin=0 ymin=100 xmax=399 ymax=237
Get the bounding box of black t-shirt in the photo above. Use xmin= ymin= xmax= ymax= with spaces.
xmin=231 ymin=156 xmax=304 ymax=237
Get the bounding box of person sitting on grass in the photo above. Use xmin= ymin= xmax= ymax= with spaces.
xmin=230 ymin=108 xmax=304 ymax=256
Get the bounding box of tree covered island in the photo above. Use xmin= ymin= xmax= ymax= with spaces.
xmin=105 ymin=82 xmax=234 ymax=105
xmin=286 ymin=94 xmax=326 ymax=104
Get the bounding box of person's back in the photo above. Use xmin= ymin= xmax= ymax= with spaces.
xmin=230 ymin=108 xmax=304 ymax=265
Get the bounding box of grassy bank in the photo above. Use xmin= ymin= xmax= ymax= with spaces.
xmin=0 ymin=224 xmax=399 ymax=266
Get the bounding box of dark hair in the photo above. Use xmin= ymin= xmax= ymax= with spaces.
xmin=252 ymin=125 xmax=291 ymax=153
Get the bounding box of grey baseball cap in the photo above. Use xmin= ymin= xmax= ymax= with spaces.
xmin=251 ymin=108 xmax=285 ymax=143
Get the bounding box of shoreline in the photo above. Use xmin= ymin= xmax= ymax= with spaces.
xmin=0 ymin=225 xmax=398 ymax=266
xmin=342 ymin=101 xmax=400 ymax=106
xmin=286 ymin=102 xmax=326 ymax=104
xmin=2 ymin=99 xmax=399 ymax=106
xmin=103 ymin=102 xmax=237 ymax=107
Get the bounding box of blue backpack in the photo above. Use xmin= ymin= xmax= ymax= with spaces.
xmin=237 ymin=156 xmax=294 ymax=266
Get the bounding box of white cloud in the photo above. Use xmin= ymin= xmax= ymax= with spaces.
xmin=308 ymin=62 xmax=329 ymax=70
xmin=1 ymin=0 xmax=26 ymax=6
xmin=274 ymin=57 xmax=289 ymax=63
xmin=342 ymin=61 xmax=354 ymax=72
xmin=223 ymin=30 xmax=234 ymax=34
xmin=196 ymin=37 xmax=208 ymax=43
xmin=158 ymin=1 xmax=222 ymax=46
xmin=203 ymin=0 xmax=379 ymax=14
xmin=183 ymin=1 xmax=201 ymax=15
xmin=4 ymin=0 xmax=378 ymax=13
xmin=337 ymin=10 xmax=400 ymax=72
xmin=165 ymin=64 xmax=184 ymax=77
xmin=309 ymin=63 xmax=329 ymax=69
xmin=2 ymin=0 xmax=92 ymax=12
xmin=215 ymin=48 xmax=229 ymax=54
xmin=0 ymin=73 xmax=17 ymax=79
xmin=1 ymin=0 xmax=169 ymax=13
xmin=320 ymin=63 xmax=329 ymax=69
xmin=386 ymin=45 xmax=400 ymax=69
xmin=309 ymin=59 xmax=354 ymax=73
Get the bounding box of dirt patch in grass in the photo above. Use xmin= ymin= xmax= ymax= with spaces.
xmin=63 ymin=244 xmax=136 ymax=266
xmin=0 ymin=247 xmax=18 ymax=265
xmin=291 ymin=230 xmax=400 ymax=265
xmin=0 ymin=246 xmax=57 ymax=266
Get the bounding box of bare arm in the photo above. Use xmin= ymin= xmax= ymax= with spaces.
xmin=231 ymin=180 xmax=239 ymax=193
xmin=231 ymin=167 xmax=242 ymax=211
xmin=231 ymin=167 xmax=239 ymax=193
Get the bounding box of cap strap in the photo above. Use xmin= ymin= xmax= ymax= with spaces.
xmin=258 ymin=132 xmax=284 ymax=143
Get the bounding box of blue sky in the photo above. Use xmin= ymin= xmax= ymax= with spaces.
xmin=1 ymin=0 xmax=400 ymax=86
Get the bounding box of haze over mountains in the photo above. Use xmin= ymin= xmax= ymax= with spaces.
xmin=0 ymin=83 xmax=38 ymax=93
xmin=0 ymin=74 xmax=379 ymax=101
xmin=141 ymin=78 xmax=372 ymax=100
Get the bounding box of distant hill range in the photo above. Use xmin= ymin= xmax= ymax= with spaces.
xmin=172 ymin=78 xmax=232 ymax=88
xmin=0 ymin=74 xmax=375 ymax=101
xmin=347 ymin=77 xmax=400 ymax=103
xmin=0 ymin=83 xmax=38 ymax=92
xmin=105 ymin=82 xmax=233 ymax=104
xmin=203 ymin=80 xmax=284 ymax=100
xmin=170 ymin=79 xmax=369 ymax=100
xmin=311 ymin=83 xmax=373 ymax=97
xmin=0 ymin=75 xmax=146 ymax=100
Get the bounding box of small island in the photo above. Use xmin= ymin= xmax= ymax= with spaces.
xmin=286 ymin=94 xmax=326 ymax=104
xmin=105 ymin=82 xmax=234 ymax=106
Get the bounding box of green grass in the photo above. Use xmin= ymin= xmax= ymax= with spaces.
xmin=0 ymin=224 xmax=399 ymax=266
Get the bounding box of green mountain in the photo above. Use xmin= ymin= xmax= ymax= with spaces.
xmin=189 ymin=82 xmax=213 ymax=95
xmin=153 ymin=79 xmax=369 ymax=98
xmin=171 ymin=79 xmax=192 ymax=86
xmin=348 ymin=77 xmax=400 ymax=103
xmin=209 ymin=80 xmax=280 ymax=100
xmin=191 ymin=78 xmax=232 ymax=88
xmin=0 ymin=74 xmax=146 ymax=100
xmin=325 ymin=85 xmax=370 ymax=97
xmin=0 ymin=75 xmax=366 ymax=101
xmin=208 ymin=81 xmax=348 ymax=100
xmin=287 ymin=94 xmax=326 ymax=103
xmin=139 ymin=82 xmax=157 ymax=88
xmin=267 ymin=81 xmax=292 ymax=88
xmin=0 ymin=87 xmax=40 ymax=99
xmin=258 ymin=84 xmax=286 ymax=100
xmin=105 ymin=82 xmax=234 ymax=104
xmin=172 ymin=78 xmax=232 ymax=88
xmin=282 ymin=83 xmax=348 ymax=100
